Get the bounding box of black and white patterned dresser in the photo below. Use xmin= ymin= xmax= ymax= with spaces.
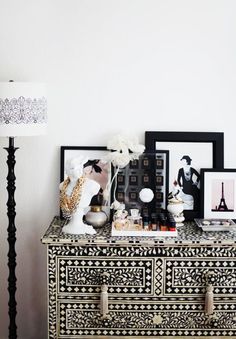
xmin=42 ymin=217 xmax=236 ymax=338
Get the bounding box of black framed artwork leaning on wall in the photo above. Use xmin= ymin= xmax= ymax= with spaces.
xmin=145 ymin=131 xmax=224 ymax=220
xmin=60 ymin=146 xmax=112 ymax=219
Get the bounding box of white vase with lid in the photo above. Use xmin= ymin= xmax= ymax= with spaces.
xmin=167 ymin=200 xmax=185 ymax=226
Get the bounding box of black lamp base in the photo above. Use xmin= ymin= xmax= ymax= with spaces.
xmin=4 ymin=136 xmax=18 ymax=339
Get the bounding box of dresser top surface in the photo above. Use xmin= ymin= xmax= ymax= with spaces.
xmin=41 ymin=216 xmax=236 ymax=246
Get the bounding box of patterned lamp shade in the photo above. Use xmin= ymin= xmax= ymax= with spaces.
xmin=0 ymin=81 xmax=47 ymax=137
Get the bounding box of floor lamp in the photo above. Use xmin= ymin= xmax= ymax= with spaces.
xmin=0 ymin=81 xmax=47 ymax=339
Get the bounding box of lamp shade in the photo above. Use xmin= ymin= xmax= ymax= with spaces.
xmin=0 ymin=82 xmax=47 ymax=137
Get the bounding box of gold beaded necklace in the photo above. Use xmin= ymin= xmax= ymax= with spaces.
xmin=60 ymin=176 xmax=86 ymax=219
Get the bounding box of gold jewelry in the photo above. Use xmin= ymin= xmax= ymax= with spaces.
xmin=60 ymin=176 xmax=85 ymax=219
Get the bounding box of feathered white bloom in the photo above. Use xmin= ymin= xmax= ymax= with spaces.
xmin=101 ymin=134 xmax=145 ymax=210
xmin=104 ymin=134 xmax=145 ymax=168
xmin=106 ymin=152 xmax=130 ymax=168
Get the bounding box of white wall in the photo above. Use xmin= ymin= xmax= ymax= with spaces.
xmin=0 ymin=0 xmax=236 ymax=338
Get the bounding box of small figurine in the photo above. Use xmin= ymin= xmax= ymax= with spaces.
xmin=167 ymin=181 xmax=185 ymax=226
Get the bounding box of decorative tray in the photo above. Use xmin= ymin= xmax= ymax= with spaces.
xmin=194 ymin=218 xmax=236 ymax=231
xmin=111 ymin=222 xmax=178 ymax=237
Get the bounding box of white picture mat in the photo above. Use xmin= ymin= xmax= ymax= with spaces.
xmin=204 ymin=171 xmax=236 ymax=219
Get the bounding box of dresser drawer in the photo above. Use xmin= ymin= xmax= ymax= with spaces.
xmin=164 ymin=258 xmax=236 ymax=297
xmin=57 ymin=256 xmax=156 ymax=297
xmin=58 ymin=256 xmax=236 ymax=298
xmin=45 ymin=241 xmax=236 ymax=338
xmin=57 ymin=299 xmax=236 ymax=337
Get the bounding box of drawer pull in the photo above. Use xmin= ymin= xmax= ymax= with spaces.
xmin=205 ymin=283 xmax=214 ymax=315
xmin=100 ymin=272 xmax=110 ymax=320
xmin=205 ymin=271 xmax=215 ymax=316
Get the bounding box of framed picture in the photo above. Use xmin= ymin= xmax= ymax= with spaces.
xmin=115 ymin=151 xmax=169 ymax=215
xmin=60 ymin=146 xmax=112 ymax=218
xmin=201 ymin=168 xmax=236 ymax=219
xmin=145 ymin=131 xmax=224 ymax=220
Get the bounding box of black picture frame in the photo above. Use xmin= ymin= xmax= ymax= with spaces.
xmin=200 ymin=168 xmax=236 ymax=220
xmin=145 ymin=131 xmax=224 ymax=220
xmin=114 ymin=151 xmax=169 ymax=215
xmin=60 ymin=146 xmax=112 ymax=219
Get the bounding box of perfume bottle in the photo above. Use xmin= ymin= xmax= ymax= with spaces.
xmin=128 ymin=209 xmax=143 ymax=230
xmin=113 ymin=204 xmax=129 ymax=230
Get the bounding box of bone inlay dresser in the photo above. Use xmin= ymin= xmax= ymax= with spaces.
xmin=42 ymin=217 xmax=236 ymax=339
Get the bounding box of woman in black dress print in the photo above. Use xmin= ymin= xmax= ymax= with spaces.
xmin=177 ymin=155 xmax=200 ymax=210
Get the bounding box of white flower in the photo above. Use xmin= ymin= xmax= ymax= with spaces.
xmin=107 ymin=134 xmax=129 ymax=152
xmin=104 ymin=134 xmax=145 ymax=168
xmin=102 ymin=134 xmax=145 ymax=210
xmin=106 ymin=151 xmax=130 ymax=168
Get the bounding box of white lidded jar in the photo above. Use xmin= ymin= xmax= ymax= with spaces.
xmin=167 ymin=201 xmax=184 ymax=217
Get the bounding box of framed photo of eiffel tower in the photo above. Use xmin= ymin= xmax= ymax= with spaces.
xmin=201 ymin=168 xmax=236 ymax=219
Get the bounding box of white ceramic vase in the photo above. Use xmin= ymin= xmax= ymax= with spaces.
xmin=167 ymin=201 xmax=185 ymax=226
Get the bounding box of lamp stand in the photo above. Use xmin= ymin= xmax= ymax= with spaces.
xmin=5 ymin=136 xmax=18 ymax=339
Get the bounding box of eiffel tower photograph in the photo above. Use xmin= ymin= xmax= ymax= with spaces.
xmin=211 ymin=180 xmax=234 ymax=212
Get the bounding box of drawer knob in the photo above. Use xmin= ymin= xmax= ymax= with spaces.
xmin=100 ymin=272 xmax=110 ymax=320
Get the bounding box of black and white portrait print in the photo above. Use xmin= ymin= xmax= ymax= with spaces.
xmin=155 ymin=141 xmax=212 ymax=212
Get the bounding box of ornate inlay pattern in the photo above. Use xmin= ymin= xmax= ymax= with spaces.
xmin=155 ymin=259 xmax=163 ymax=295
xmin=57 ymin=257 xmax=154 ymax=296
xmin=58 ymin=301 xmax=236 ymax=337
xmin=49 ymin=244 xmax=236 ymax=258
xmin=164 ymin=258 xmax=236 ymax=296
xmin=42 ymin=218 xmax=236 ymax=338
xmin=41 ymin=216 xmax=236 ymax=245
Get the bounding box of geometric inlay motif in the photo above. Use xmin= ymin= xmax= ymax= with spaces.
xmin=155 ymin=258 xmax=163 ymax=295
xmin=58 ymin=301 xmax=236 ymax=336
xmin=42 ymin=216 xmax=236 ymax=245
xmin=57 ymin=257 xmax=154 ymax=296
xmin=44 ymin=221 xmax=236 ymax=339
xmin=164 ymin=258 xmax=236 ymax=296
